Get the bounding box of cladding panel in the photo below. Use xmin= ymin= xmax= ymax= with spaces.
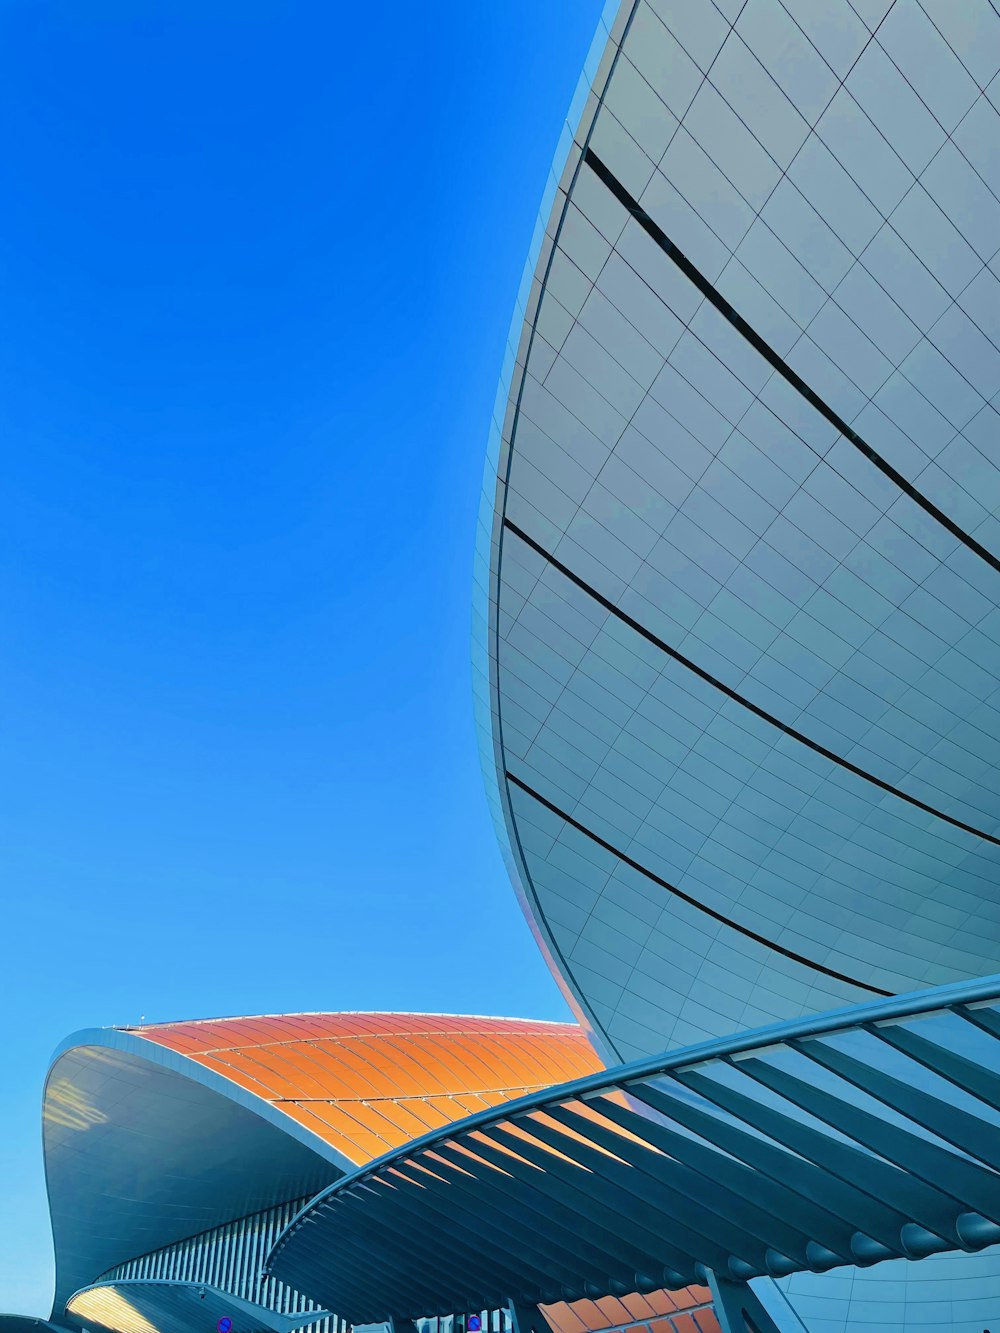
xmin=477 ymin=2 xmax=1000 ymax=1330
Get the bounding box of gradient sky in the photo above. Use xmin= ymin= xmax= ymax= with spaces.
xmin=0 ymin=0 xmax=604 ymax=1314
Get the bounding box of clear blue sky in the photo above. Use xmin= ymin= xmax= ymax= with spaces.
xmin=0 ymin=0 xmax=603 ymax=1315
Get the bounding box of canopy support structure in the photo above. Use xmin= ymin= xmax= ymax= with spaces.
xmin=507 ymin=1301 xmax=556 ymax=1333
xmin=707 ymin=1273 xmax=787 ymax=1333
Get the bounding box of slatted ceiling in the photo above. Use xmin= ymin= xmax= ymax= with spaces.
xmin=570 ymin=1095 xmax=659 ymax=1154
xmin=527 ymin=1107 xmax=625 ymax=1165
xmin=492 ymin=1120 xmax=590 ymax=1173
xmin=266 ymin=986 xmax=1000 ymax=1324
xmin=125 ymin=1014 xmax=732 ymax=1333
xmin=443 ymin=1140 xmax=509 ymax=1178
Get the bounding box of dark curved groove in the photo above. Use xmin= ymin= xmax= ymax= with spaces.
xmin=505 ymin=769 xmax=890 ymax=997
xmin=584 ymin=146 xmax=1000 ymax=580
xmin=505 ymin=517 xmax=1000 ymax=848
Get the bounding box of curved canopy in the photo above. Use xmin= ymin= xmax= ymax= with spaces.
xmin=474 ymin=0 xmax=1000 ymax=1065
xmin=66 ymin=1281 xmax=325 ymax=1333
xmin=267 ymin=974 xmax=1000 ymax=1323
xmin=43 ymin=1015 xmax=599 ymax=1319
xmin=44 ymin=1032 xmax=345 ymax=1317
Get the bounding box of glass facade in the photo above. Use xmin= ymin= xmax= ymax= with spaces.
xmin=476 ymin=2 xmax=1000 ymax=1330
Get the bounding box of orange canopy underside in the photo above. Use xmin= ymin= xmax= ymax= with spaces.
xmin=129 ymin=1012 xmax=717 ymax=1333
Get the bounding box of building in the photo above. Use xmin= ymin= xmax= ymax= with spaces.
xmin=6 ymin=4 xmax=1000 ymax=1333
xmin=471 ymin=1 xmax=1000 ymax=1331
xmin=10 ymin=1011 xmax=719 ymax=1333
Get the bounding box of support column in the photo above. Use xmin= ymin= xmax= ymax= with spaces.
xmin=506 ymin=1301 xmax=556 ymax=1333
xmin=706 ymin=1271 xmax=789 ymax=1333
xmin=387 ymin=1316 xmax=420 ymax=1333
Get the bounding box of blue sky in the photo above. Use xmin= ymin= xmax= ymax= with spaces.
xmin=0 ymin=0 xmax=603 ymax=1314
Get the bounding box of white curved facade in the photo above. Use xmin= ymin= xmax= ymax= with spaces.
xmin=27 ymin=1014 xmax=601 ymax=1333
xmin=475 ymin=3 xmax=1000 ymax=1330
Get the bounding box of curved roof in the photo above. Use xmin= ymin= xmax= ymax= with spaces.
xmin=267 ymin=974 xmax=1000 ymax=1321
xmin=65 ymin=1281 xmax=323 ymax=1333
xmin=541 ymin=1288 xmax=719 ymax=1333
xmin=130 ymin=1012 xmax=600 ymax=1163
xmin=474 ymin=0 xmax=1000 ymax=1067
xmin=44 ymin=1014 xmax=598 ymax=1320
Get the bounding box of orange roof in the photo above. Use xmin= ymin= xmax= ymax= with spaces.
xmin=129 ymin=1012 xmax=601 ymax=1165
xmin=543 ymin=1289 xmax=720 ymax=1333
xmin=128 ymin=1013 xmax=715 ymax=1333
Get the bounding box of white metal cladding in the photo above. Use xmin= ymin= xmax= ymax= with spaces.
xmin=43 ymin=1032 xmax=346 ymax=1317
xmin=478 ymin=0 xmax=1000 ymax=1063
xmin=64 ymin=1280 xmax=328 ymax=1333
xmin=96 ymin=1200 xmax=342 ymax=1332
xmin=476 ymin=4 xmax=1000 ymax=1333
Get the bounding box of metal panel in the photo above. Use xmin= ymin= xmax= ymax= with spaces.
xmin=267 ymin=977 xmax=1000 ymax=1323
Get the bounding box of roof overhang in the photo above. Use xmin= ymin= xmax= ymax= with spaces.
xmin=64 ymin=1281 xmax=328 ymax=1333
xmin=266 ymin=973 xmax=1000 ymax=1322
xmin=44 ymin=1029 xmax=354 ymax=1319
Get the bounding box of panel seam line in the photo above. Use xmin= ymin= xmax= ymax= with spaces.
xmin=504 ymin=769 xmax=890 ymax=998
xmin=584 ymin=145 xmax=1000 ymax=580
xmin=505 ymin=516 xmax=998 ymax=848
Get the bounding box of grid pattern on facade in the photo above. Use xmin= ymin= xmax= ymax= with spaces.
xmin=478 ymin=0 xmax=1000 ymax=1062
xmin=475 ymin=5 xmax=1000 ymax=1332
